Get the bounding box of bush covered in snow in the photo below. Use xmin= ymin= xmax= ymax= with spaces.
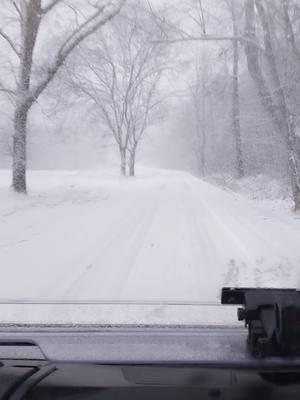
xmin=208 ymin=174 xmax=291 ymax=201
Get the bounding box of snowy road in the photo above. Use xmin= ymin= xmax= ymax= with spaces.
xmin=0 ymin=169 xmax=299 ymax=323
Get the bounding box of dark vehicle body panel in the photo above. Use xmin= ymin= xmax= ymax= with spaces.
xmin=1 ymin=325 xmax=300 ymax=399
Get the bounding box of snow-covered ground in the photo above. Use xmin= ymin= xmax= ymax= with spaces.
xmin=0 ymin=168 xmax=299 ymax=325
xmin=208 ymin=173 xmax=291 ymax=202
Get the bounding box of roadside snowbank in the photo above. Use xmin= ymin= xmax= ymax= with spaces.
xmin=208 ymin=174 xmax=291 ymax=201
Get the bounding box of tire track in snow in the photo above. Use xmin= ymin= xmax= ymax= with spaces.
xmin=186 ymin=177 xmax=299 ymax=288
xmin=181 ymin=180 xmax=245 ymax=300
xmin=183 ymin=178 xmax=268 ymax=292
xmin=37 ymin=187 xmax=158 ymax=298
xmin=60 ymin=181 xmax=167 ymax=300
xmin=116 ymin=177 xmax=204 ymax=301
xmin=181 ymin=180 xmax=219 ymax=299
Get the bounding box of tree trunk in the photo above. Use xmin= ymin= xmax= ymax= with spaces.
xmin=11 ymin=0 xmax=41 ymax=193
xmin=287 ymin=117 xmax=300 ymax=211
xmin=200 ymin=98 xmax=206 ymax=175
xmin=9 ymin=0 xmax=125 ymax=192
xmin=231 ymin=0 xmax=244 ymax=178
xmin=200 ymin=51 xmax=207 ymax=176
xmin=12 ymin=105 xmax=29 ymax=193
xmin=256 ymin=0 xmax=300 ymax=211
xmin=244 ymin=0 xmax=300 ymax=210
xmin=120 ymin=148 xmax=127 ymax=176
xmin=129 ymin=149 xmax=136 ymax=177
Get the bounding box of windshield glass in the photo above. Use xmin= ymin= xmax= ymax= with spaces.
xmin=0 ymin=0 xmax=299 ymax=326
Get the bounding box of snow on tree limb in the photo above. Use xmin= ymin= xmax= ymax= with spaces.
xmin=0 ymin=28 xmax=20 ymax=58
xmin=42 ymin=0 xmax=62 ymax=14
xmin=0 ymin=84 xmax=16 ymax=96
xmin=152 ymin=34 xmax=264 ymax=51
xmin=7 ymin=0 xmax=126 ymax=193
xmin=12 ymin=1 xmax=22 ymax=20
xmin=30 ymin=0 xmax=126 ymax=104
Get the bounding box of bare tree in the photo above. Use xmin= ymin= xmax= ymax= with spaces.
xmin=164 ymin=0 xmax=245 ymax=178
xmin=194 ymin=0 xmax=244 ymax=178
xmin=225 ymin=0 xmax=244 ymax=178
xmin=0 ymin=0 xmax=125 ymax=193
xmin=187 ymin=54 xmax=208 ymax=176
xmin=71 ymin=4 xmax=168 ymax=176
xmin=152 ymin=0 xmax=300 ymax=209
xmin=186 ymin=0 xmax=208 ymax=176
xmin=244 ymin=0 xmax=300 ymax=210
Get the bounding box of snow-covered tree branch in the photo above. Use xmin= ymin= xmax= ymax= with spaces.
xmin=70 ymin=2 xmax=169 ymax=176
xmin=1 ymin=0 xmax=125 ymax=193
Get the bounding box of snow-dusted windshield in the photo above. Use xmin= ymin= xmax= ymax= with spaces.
xmin=0 ymin=0 xmax=299 ymax=326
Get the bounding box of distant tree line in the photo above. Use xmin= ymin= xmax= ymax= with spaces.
xmin=164 ymin=0 xmax=300 ymax=210
xmin=1 ymin=0 xmax=300 ymax=212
